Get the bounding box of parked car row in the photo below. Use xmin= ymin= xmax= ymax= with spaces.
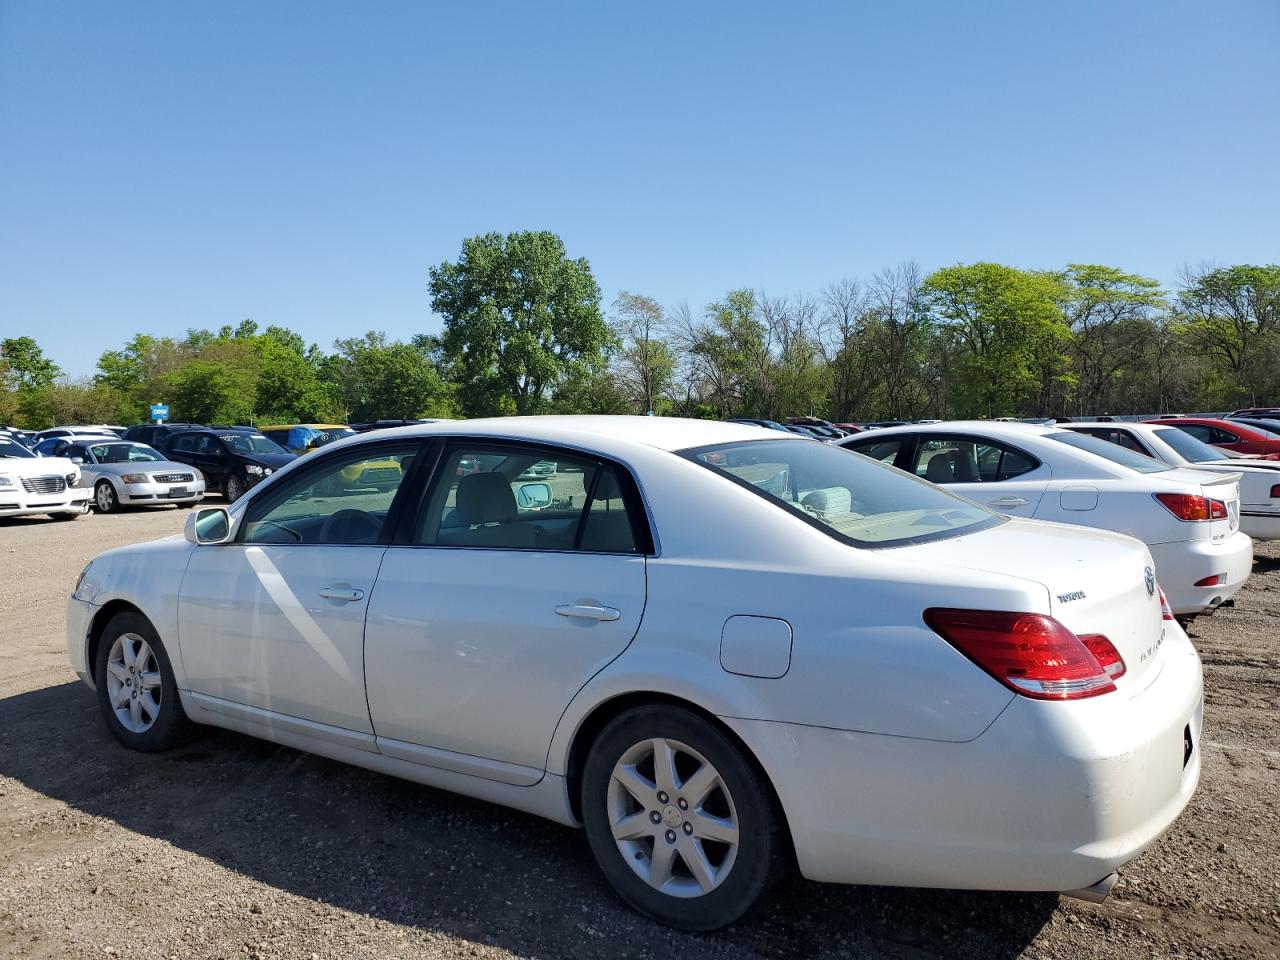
xmin=68 ymin=415 xmax=1207 ymax=929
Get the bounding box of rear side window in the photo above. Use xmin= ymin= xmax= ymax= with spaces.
xmin=415 ymin=443 xmax=644 ymax=553
xmin=848 ymin=439 xmax=903 ymax=464
xmin=910 ymin=437 xmax=1038 ymax=483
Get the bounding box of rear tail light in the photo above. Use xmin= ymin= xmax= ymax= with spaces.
xmin=1079 ymin=634 xmax=1127 ymax=679
xmin=923 ymin=609 xmax=1117 ymax=700
xmin=1271 ymin=484 xmax=1280 ymax=498
xmin=1194 ymin=573 xmax=1226 ymax=587
xmin=1153 ymin=493 xmax=1227 ymax=521
xmin=1158 ymin=586 xmax=1175 ymax=621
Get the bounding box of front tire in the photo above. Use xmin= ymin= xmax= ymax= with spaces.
xmin=581 ymin=705 xmax=783 ymax=930
xmin=94 ymin=480 xmax=118 ymax=514
xmin=93 ymin=612 xmax=196 ymax=752
xmin=224 ymin=474 xmax=246 ymax=502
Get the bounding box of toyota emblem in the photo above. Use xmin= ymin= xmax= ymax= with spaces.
xmin=1144 ymin=566 xmax=1156 ymax=598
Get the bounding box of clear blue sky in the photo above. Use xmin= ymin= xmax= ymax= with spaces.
xmin=2 ymin=1 xmax=1277 ymax=377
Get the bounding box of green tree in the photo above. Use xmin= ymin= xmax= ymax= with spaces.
xmin=674 ymin=290 xmax=769 ymax=419
xmin=611 ymin=292 xmax=676 ymax=414
xmin=328 ymin=332 xmax=454 ymax=422
xmin=1177 ymin=264 xmax=1280 ymax=407
xmin=166 ymin=341 xmax=259 ymax=423
xmin=429 ymin=231 xmax=612 ymax=416
xmin=1 ymin=337 xmax=61 ymax=391
xmin=922 ymin=263 xmax=1069 ymax=418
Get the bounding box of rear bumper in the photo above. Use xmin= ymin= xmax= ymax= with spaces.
xmin=1149 ymin=532 xmax=1253 ymax=615
xmin=1239 ymin=508 xmax=1280 ymax=541
xmin=725 ymin=621 xmax=1203 ymax=892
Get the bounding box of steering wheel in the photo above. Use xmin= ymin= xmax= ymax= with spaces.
xmin=319 ymin=509 xmax=382 ymax=544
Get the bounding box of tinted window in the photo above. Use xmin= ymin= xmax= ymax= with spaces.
xmin=170 ymin=434 xmax=197 ymax=453
xmin=0 ymin=437 xmax=35 ymax=459
xmin=242 ymin=445 xmax=419 ymax=545
xmin=1150 ymin=427 xmax=1229 ymax=462
xmin=1048 ymin=431 xmax=1169 ymax=473
xmin=685 ymin=438 xmax=1001 ymax=547
xmin=849 ymin=438 xmax=903 ymax=464
xmin=416 ymin=443 xmax=641 ymax=553
xmin=1210 ymin=426 xmax=1241 ymax=444
xmin=1176 ymin=423 xmax=1213 ymax=443
xmin=910 ymin=437 xmax=1038 ymax=483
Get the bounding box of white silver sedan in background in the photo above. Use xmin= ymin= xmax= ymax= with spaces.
xmin=840 ymin=422 xmax=1253 ymax=617
xmin=68 ymin=417 xmax=1201 ymax=929
xmin=63 ymin=439 xmax=206 ymax=512
xmin=1063 ymin=421 xmax=1280 ymax=542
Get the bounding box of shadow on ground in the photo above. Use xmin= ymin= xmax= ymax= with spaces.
xmin=0 ymin=682 xmax=1056 ymax=959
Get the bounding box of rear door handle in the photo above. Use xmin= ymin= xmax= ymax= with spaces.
xmin=555 ymin=603 xmax=621 ymax=622
xmin=319 ymin=586 xmax=365 ymax=602
xmin=988 ymin=497 xmax=1027 ymax=508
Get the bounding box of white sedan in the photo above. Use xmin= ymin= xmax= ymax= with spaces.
xmin=0 ymin=433 xmax=92 ymax=520
xmin=68 ymin=416 xmax=1202 ymax=929
xmin=840 ymin=421 xmax=1252 ymax=617
xmin=1062 ymin=422 xmax=1280 ymax=541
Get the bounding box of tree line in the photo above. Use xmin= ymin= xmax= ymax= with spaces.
xmin=2 ymin=231 xmax=1277 ymax=430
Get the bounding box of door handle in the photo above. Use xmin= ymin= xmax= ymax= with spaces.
xmin=555 ymin=603 xmax=621 ymax=622
xmin=319 ymin=586 xmax=365 ymax=602
xmin=988 ymin=497 xmax=1027 ymax=508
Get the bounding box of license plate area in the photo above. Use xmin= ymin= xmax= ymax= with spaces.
xmin=167 ymin=487 xmax=189 ymax=498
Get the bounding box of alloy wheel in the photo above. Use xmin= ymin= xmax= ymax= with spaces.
xmin=104 ymin=633 xmax=162 ymax=734
xmin=606 ymin=737 xmax=740 ymax=898
xmin=95 ymin=482 xmax=115 ymax=512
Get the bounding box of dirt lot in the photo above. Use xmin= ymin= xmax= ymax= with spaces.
xmin=0 ymin=507 xmax=1277 ymax=960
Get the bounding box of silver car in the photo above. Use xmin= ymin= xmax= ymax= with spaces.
xmin=62 ymin=439 xmax=206 ymax=513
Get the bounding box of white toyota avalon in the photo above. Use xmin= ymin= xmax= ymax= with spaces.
xmin=68 ymin=416 xmax=1202 ymax=929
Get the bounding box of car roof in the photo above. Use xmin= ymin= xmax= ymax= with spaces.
xmin=355 ymin=415 xmax=789 ymax=453
xmin=259 ymin=423 xmax=349 ymax=430
xmin=842 ymin=420 xmax=1055 ymax=441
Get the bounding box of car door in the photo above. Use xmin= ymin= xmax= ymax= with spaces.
xmin=192 ymin=435 xmax=232 ymax=487
xmin=909 ymin=434 xmax=1050 ymax=516
xmin=178 ymin=440 xmax=425 ymax=744
xmin=363 ymin=440 xmax=649 ymax=783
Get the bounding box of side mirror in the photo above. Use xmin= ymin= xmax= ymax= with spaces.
xmin=68 ymin=454 xmax=85 ymax=464
xmin=185 ymin=506 xmax=234 ymax=544
xmin=516 ymin=482 xmax=552 ymax=510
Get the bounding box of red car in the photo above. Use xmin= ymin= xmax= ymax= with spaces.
xmin=1145 ymin=417 xmax=1280 ymax=459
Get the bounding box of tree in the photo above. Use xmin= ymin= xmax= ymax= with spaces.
xmin=166 ymin=341 xmax=259 ymax=424
xmin=327 ymin=332 xmax=454 ymax=422
xmin=611 ymin=292 xmax=676 ymax=414
xmin=1 ymin=337 xmax=61 ymax=391
xmin=922 ymin=263 xmax=1069 ymax=418
xmin=672 ymin=290 xmax=769 ymax=419
xmin=1177 ymin=264 xmax=1280 ymax=407
xmin=429 ymin=231 xmax=613 ymax=416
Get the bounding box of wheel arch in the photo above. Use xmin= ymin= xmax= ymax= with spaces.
xmin=560 ymin=690 xmax=795 ymax=865
xmin=86 ymin=599 xmax=149 ymax=682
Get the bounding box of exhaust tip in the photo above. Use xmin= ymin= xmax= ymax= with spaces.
xmin=1061 ymin=872 xmax=1118 ymax=904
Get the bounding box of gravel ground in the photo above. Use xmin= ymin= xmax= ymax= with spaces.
xmin=0 ymin=507 xmax=1277 ymax=960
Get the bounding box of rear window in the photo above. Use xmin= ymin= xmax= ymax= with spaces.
xmin=683 ymin=438 xmax=1002 ymax=547
xmin=1048 ymin=431 xmax=1170 ymax=474
xmin=1151 ymin=427 xmax=1230 ymax=463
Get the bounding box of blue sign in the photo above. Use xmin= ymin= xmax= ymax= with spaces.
xmin=150 ymin=403 xmax=170 ymax=422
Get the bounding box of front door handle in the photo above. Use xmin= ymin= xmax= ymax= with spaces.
xmin=319 ymin=586 xmax=365 ymax=602
xmin=988 ymin=497 xmax=1027 ymax=508
xmin=555 ymin=603 xmax=621 ymax=622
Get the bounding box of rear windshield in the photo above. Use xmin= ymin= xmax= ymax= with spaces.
xmin=0 ymin=437 xmax=35 ymax=458
xmin=682 ymin=438 xmax=1002 ymax=547
xmin=1151 ymin=427 xmax=1230 ymax=463
xmin=1048 ymin=431 xmax=1170 ymax=474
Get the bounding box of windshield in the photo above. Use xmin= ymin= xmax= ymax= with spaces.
xmin=90 ymin=442 xmax=164 ymax=464
xmin=1152 ymin=427 xmax=1230 ymax=463
xmin=683 ymin=438 xmax=1002 ymax=547
xmin=1048 ymin=431 xmax=1170 ymax=473
xmin=221 ymin=433 xmax=287 ymax=455
xmin=0 ymin=437 xmax=35 ymax=459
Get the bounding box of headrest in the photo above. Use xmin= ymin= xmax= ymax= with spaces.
xmin=926 ymin=454 xmax=954 ymax=483
xmin=592 ymin=468 xmax=624 ymax=502
xmin=456 ymin=472 xmax=517 ymax=525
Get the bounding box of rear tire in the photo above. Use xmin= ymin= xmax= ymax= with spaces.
xmin=581 ymin=705 xmax=782 ymax=930
xmin=93 ymin=612 xmax=196 ymax=752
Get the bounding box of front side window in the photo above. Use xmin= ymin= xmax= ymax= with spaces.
xmin=684 ymin=438 xmax=1001 ymax=548
xmin=416 ymin=443 xmax=642 ymax=553
xmin=1048 ymin=430 xmax=1169 ymax=474
xmin=242 ymin=444 xmax=420 ymax=545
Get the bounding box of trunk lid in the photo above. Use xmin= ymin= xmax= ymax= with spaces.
xmin=1196 ymin=471 xmax=1242 ymax=540
xmin=901 ymin=518 xmax=1168 ymax=689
